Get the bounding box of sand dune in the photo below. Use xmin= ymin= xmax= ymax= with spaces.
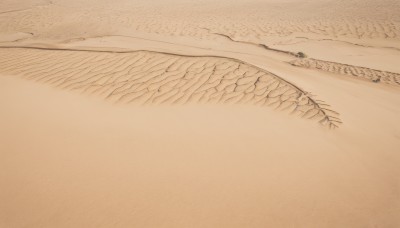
xmin=1 ymin=0 xmax=400 ymax=227
xmin=0 ymin=47 xmax=340 ymax=127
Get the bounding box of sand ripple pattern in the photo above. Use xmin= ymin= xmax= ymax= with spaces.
xmin=290 ymin=58 xmax=400 ymax=86
xmin=1 ymin=0 xmax=399 ymax=44
xmin=0 ymin=48 xmax=341 ymax=128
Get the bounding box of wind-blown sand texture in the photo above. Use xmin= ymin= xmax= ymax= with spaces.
xmin=0 ymin=47 xmax=340 ymax=128
xmin=1 ymin=0 xmax=400 ymax=227
xmin=290 ymin=58 xmax=400 ymax=85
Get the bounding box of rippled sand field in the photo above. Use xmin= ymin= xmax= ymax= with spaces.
xmin=1 ymin=0 xmax=400 ymax=227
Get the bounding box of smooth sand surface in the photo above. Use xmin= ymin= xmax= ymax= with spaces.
xmin=1 ymin=0 xmax=400 ymax=227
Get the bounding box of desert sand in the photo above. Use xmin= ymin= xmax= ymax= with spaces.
xmin=1 ymin=0 xmax=400 ymax=227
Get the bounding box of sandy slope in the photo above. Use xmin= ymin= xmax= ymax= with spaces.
xmin=1 ymin=0 xmax=400 ymax=227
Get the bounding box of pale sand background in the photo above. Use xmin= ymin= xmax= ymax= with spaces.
xmin=1 ymin=0 xmax=400 ymax=227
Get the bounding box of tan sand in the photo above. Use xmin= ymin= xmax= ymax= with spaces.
xmin=1 ymin=0 xmax=400 ymax=227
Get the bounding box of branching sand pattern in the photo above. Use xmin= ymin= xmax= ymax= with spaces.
xmin=0 ymin=47 xmax=341 ymax=128
xmin=290 ymin=58 xmax=400 ymax=86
